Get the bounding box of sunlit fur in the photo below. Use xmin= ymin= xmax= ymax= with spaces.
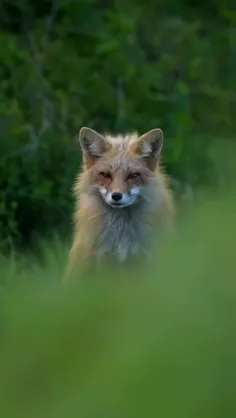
xmin=66 ymin=129 xmax=175 ymax=279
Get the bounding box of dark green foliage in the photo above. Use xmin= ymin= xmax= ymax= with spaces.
xmin=0 ymin=0 xmax=235 ymax=250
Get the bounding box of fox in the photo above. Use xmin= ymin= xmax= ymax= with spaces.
xmin=66 ymin=127 xmax=175 ymax=280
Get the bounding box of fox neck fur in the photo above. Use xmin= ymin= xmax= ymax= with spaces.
xmin=79 ymin=193 xmax=159 ymax=263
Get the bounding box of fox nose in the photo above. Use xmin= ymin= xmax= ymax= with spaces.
xmin=111 ymin=192 xmax=122 ymax=202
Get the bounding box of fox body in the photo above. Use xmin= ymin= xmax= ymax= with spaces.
xmin=67 ymin=127 xmax=174 ymax=279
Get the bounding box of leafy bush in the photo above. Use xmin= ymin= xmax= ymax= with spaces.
xmin=0 ymin=1 xmax=235 ymax=250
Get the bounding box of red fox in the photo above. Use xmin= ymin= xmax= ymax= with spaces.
xmin=66 ymin=127 xmax=174 ymax=279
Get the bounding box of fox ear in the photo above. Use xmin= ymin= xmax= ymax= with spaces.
xmin=78 ymin=127 xmax=109 ymax=158
xmin=136 ymin=129 xmax=163 ymax=169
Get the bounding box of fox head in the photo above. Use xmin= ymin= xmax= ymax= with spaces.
xmin=77 ymin=127 xmax=164 ymax=209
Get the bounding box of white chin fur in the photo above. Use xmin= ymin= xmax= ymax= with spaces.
xmin=99 ymin=187 xmax=140 ymax=208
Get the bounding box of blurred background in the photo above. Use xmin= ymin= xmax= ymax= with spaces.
xmin=0 ymin=0 xmax=235 ymax=253
xmin=1 ymin=3 xmax=236 ymax=417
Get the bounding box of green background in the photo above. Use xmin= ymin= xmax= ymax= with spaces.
xmin=0 ymin=0 xmax=235 ymax=250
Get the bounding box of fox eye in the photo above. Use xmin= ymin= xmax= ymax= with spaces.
xmin=100 ymin=171 xmax=111 ymax=178
xmin=128 ymin=172 xmax=140 ymax=179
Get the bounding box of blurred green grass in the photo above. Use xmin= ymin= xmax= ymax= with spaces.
xmin=0 ymin=191 xmax=236 ymax=418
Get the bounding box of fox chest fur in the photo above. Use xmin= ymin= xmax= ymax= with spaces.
xmin=95 ymin=206 xmax=152 ymax=262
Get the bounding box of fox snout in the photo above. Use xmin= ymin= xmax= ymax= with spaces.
xmin=100 ymin=186 xmax=140 ymax=208
xmin=111 ymin=192 xmax=123 ymax=202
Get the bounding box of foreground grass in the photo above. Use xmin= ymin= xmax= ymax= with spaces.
xmin=0 ymin=192 xmax=236 ymax=418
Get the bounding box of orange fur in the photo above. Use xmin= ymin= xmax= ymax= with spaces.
xmin=65 ymin=128 xmax=175 ymax=281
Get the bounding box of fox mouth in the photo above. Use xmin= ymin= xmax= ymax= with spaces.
xmin=109 ymin=202 xmax=127 ymax=208
xmin=107 ymin=199 xmax=138 ymax=209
